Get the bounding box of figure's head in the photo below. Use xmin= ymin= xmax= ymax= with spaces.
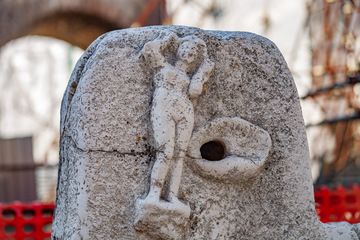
xmin=176 ymin=36 xmax=206 ymax=67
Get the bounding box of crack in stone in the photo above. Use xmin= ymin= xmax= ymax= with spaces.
xmin=63 ymin=134 xmax=153 ymax=156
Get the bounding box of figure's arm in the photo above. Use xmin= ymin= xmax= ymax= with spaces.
xmin=189 ymin=56 xmax=214 ymax=98
xmin=142 ymin=31 xmax=178 ymax=68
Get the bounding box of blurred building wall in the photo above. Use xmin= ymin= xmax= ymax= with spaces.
xmin=0 ymin=137 xmax=36 ymax=202
xmin=0 ymin=0 xmax=166 ymax=49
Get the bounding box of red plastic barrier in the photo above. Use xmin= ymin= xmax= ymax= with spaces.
xmin=0 ymin=202 xmax=54 ymax=240
xmin=315 ymin=184 xmax=360 ymax=223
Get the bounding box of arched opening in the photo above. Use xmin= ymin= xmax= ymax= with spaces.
xmin=29 ymin=12 xmax=120 ymax=49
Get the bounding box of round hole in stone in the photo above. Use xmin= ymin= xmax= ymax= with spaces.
xmin=200 ymin=140 xmax=226 ymax=161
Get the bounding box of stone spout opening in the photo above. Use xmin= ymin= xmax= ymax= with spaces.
xmin=200 ymin=140 xmax=226 ymax=161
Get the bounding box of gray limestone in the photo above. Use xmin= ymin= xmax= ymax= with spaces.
xmin=52 ymin=26 xmax=360 ymax=239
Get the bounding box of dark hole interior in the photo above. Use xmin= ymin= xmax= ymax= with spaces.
xmin=23 ymin=224 xmax=35 ymax=233
xmin=4 ymin=224 xmax=16 ymax=234
xmin=2 ymin=209 xmax=16 ymax=220
xmin=22 ymin=209 xmax=35 ymax=219
xmin=42 ymin=209 xmax=54 ymax=217
xmin=200 ymin=140 xmax=225 ymax=161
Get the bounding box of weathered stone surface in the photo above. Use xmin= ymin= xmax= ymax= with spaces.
xmin=53 ymin=26 xmax=360 ymax=239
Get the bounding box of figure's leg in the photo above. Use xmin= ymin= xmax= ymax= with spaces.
xmin=146 ymin=113 xmax=175 ymax=202
xmin=168 ymin=114 xmax=194 ymax=202
xmin=167 ymin=150 xmax=185 ymax=203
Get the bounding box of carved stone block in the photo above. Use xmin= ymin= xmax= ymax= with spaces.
xmin=52 ymin=26 xmax=360 ymax=239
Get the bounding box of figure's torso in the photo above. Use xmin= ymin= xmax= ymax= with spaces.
xmin=154 ymin=65 xmax=190 ymax=94
xmin=152 ymin=65 xmax=193 ymax=122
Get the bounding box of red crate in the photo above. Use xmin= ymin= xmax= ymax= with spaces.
xmin=315 ymin=185 xmax=360 ymax=223
xmin=0 ymin=202 xmax=54 ymax=240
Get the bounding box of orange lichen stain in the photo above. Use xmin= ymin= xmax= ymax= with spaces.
xmin=135 ymin=134 xmax=142 ymax=144
xmin=203 ymin=83 xmax=209 ymax=94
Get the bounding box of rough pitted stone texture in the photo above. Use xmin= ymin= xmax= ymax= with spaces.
xmin=53 ymin=26 xmax=360 ymax=239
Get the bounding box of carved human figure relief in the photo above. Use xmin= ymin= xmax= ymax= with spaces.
xmin=54 ymin=27 xmax=360 ymax=240
xmin=134 ymin=31 xmax=214 ymax=237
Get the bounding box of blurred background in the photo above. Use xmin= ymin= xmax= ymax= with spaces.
xmin=0 ymin=0 xmax=359 ymax=230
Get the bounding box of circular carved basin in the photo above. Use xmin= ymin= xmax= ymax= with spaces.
xmin=187 ymin=117 xmax=272 ymax=182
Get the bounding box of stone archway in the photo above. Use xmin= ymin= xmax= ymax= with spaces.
xmin=0 ymin=0 xmax=165 ymax=49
